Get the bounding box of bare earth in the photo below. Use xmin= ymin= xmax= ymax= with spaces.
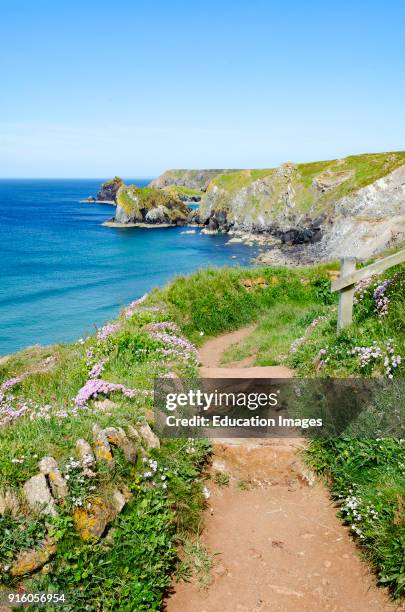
xmin=166 ymin=326 xmax=399 ymax=612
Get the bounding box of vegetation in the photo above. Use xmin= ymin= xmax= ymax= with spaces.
xmin=162 ymin=185 xmax=203 ymax=198
xmin=1 ymin=259 xmax=404 ymax=605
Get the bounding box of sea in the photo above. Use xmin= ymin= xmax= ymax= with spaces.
xmin=0 ymin=179 xmax=259 ymax=355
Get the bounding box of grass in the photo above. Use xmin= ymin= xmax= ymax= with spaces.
xmin=163 ymin=185 xmax=203 ymax=198
xmin=221 ymin=302 xmax=329 ymax=366
xmin=213 ymin=472 xmax=230 ymax=487
xmin=180 ymin=538 xmax=216 ymax=589
xmin=157 ymin=264 xmax=333 ymax=345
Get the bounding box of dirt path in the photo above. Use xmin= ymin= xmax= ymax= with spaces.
xmin=166 ymin=327 xmax=398 ymax=612
xmin=199 ymin=325 xmax=292 ymax=379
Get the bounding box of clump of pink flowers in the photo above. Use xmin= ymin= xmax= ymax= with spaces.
xmin=89 ymin=359 xmax=107 ymax=379
xmin=123 ymin=293 xmax=149 ymax=319
xmin=74 ymin=379 xmax=136 ymax=407
xmin=354 ymin=271 xmax=403 ymax=318
xmin=96 ymin=322 xmax=121 ymax=341
xmin=149 ymin=331 xmax=198 ymax=362
xmin=373 ymin=279 xmax=392 ymax=317
xmin=146 ymin=321 xmax=181 ymax=334
xmin=351 ymin=339 xmax=401 ymax=378
xmin=0 ymin=375 xmax=26 ymax=391
xmin=351 ymin=343 xmax=382 ymax=367
xmin=353 ymin=275 xmax=379 ymax=304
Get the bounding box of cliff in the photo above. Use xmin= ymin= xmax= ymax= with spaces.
xmin=198 ymin=152 xmax=405 ymax=259
xmin=149 ymin=169 xmax=237 ymax=191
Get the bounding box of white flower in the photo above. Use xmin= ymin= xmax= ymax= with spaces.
xmin=203 ymin=486 xmax=210 ymax=499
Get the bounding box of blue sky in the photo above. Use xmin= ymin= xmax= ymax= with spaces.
xmin=1 ymin=0 xmax=404 ymax=177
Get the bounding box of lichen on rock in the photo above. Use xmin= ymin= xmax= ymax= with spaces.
xmin=104 ymin=426 xmax=137 ymax=463
xmin=73 ymin=496 xmax=118 ymax=541
xmin=92 ymin=424 xmax=115 ymax=468
xmin=10 ymin=536 xmax=56 ymax=577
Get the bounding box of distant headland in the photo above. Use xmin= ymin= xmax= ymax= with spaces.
xmin=90 ymin=151 xmax=405 ymax=264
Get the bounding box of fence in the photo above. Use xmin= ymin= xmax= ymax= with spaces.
xmin=331 ymin=249 xmax=405 ymax=331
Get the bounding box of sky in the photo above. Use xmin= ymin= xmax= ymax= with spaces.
xmin=1 ymin=0 xmax=404 ymax=178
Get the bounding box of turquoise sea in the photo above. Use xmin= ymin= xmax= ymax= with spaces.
xmin=0 ymin=179 xmax=258 ymax=355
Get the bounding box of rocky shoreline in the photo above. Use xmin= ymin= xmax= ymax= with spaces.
xmin=103 ymin=220 xmax=173 ymax=229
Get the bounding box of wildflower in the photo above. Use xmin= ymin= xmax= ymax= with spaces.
xmin=123 ymin=293 xmax=149 ymax=319
xmin=74 ymin=379 xmax=136 ymax=407
xmin=89 ymin=359 xmax=107 ymax=379
xmin=96 ymin=322 xmax=121 ymax=342
xmin=203 ymin=486 xmax=210 ymax=499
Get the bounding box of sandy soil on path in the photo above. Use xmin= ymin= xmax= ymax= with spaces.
xmin=166 ymin=326 xmax=399 ymax=612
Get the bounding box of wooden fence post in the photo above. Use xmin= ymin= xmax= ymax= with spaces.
xmin=337 ymin=258 xmax=356 ymax=331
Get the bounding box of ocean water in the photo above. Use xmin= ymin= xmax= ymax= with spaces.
xmin=0 ymin=179 xmax=258 ymax=355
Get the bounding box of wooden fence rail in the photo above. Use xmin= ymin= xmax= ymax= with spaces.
xmin=331 ymin=249 xmax=405 ymax=331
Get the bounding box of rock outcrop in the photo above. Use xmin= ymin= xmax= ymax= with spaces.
xmin=97 ymin=176 xmax=123 ymax=202
xmin=2 ymin=417 xmax=162 ymax=580
xmin=23 ymin=474 xmax=57 ymax=517
xmin=113 ymin=184 xmax=191 ymax=226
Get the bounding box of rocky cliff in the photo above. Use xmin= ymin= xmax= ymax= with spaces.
xmin=149 ymin=169 xmax=237 ymax=191
xmin=198 ymin=152 xmax=405 ymax=259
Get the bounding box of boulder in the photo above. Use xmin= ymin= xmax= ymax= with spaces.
xmin=39 ymin=456 xmax=68 ymax=499
xmin=73 ymin=496 xmax=117 ymax=541
xmin=104 ymin=427 xmax=137 ymax=463
xmin=139 ymin=423 xmax=160 ymax=449
xmin=23 ymin=474 xmax=57 ymax=516
xmin=111 ymin=489 xmax=127 ymax=514
xmin=145 ymin=205 xmax=170 ymax=224
xmin=92 ymin=424 xmax=115 ymax=468
xmin=93 ymin=398 xmax=118 ymax=412
xmin=10 ymin=536 xmax=56 ymax=577
xmin=76 ymin=438 xmax=96 ymax=476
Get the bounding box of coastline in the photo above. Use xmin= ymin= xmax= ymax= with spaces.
xmin=80 ymin=199 xmax=116 ymax=205
xmin=102 ymin=220 xmax=173 ymax=229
